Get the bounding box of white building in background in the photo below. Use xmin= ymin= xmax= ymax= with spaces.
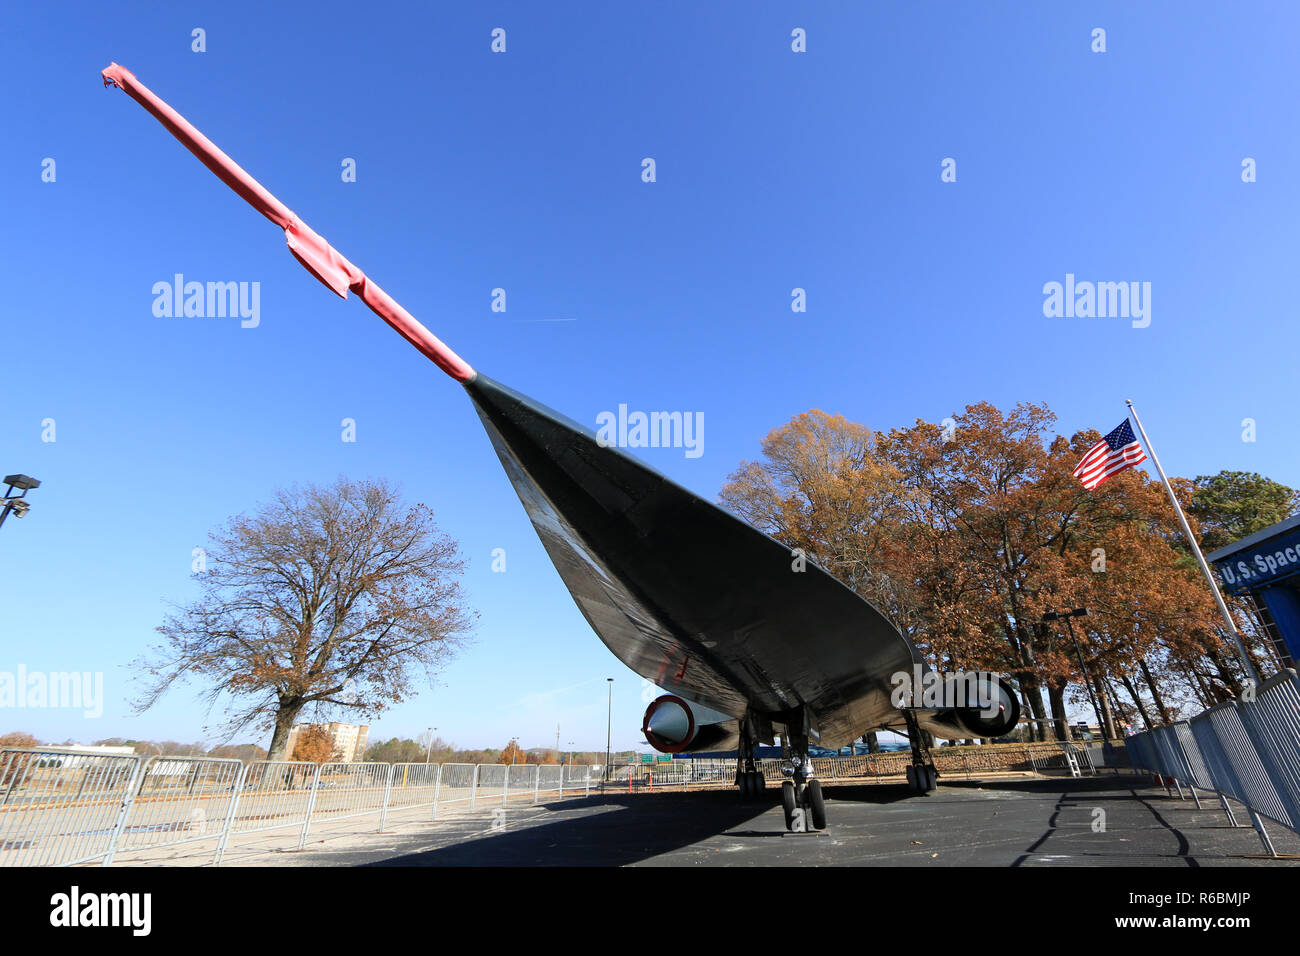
xmin=285 ymin=722 xmax=370 ymax=762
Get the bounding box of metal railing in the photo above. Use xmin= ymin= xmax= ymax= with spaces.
xmin=0 ymin=753 xmax=599 ymax=868
xmin=0 ymin=749 xmax=144 ymax=867
xmin=1126 ymin=668 xmax=1300 ymax=857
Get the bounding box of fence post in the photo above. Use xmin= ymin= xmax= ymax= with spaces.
xmin=502 ymin=766 xmax=510 ymax=807
xmin=470 ymin=765 xmax=479 ymax=810
xmin=585 ymin=766 xmax=591 ymax=797
xmin=100 ymin=756 xmax=147 ymax=867
xmin=1249 ymin=809 xmax=1277 ymax=857
xmin=298 ymin=764 xmax=322 ymax=850
xmin=432 ymin=763 xmax=442 ymax=821
xmin=378 ymin=764 xmax=395 ymax=833
xmin=533 ymin=766 xmax=540 ymax=804
xmin=212 ymin=762 xmax=250 ymax=867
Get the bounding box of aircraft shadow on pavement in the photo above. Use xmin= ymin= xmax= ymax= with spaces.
xmin=364 ymin=782 xmax=932 ymax=867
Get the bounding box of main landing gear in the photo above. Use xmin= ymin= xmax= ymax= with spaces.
xmin=735 ymin=717 xmax=765 ymax=799
xmin=903 ymin=710 xmax=939 ymax=794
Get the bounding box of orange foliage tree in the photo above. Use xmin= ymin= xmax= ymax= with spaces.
xmin=721 ymin=402 xmax=1275 ymax=739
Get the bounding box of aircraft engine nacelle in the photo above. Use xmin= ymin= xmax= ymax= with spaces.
xmin=641 ymin=694 xmax=738 ymax=754
xmin=922 ymin=675 xmax=1022 ymax=740
xmin=947 ymin=675 xmax=1020 ymax=738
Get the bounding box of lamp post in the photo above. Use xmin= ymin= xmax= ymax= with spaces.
xmin=1043 ymin=608 xmax=1113 ymax=758
xmin=425 ymin=727 xmax=437 ymax=764
xmin=0 ymin=474 xmax=40 ymax=530
xmin=604 ymin=678 xmax=613 ymax=789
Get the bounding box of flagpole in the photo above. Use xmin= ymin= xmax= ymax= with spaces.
xmin=1125 ymin=400 xmax=1259 ymax=686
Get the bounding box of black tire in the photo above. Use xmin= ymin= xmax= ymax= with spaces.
xmin=755 ymin=771 xmax=766 ymax=794
xmin=781 ymin=780 xmax=797 ymax=829
xmin=738 ymin=770 xmax=751 ymax=799
xmin=807 ymin=779 xmax=827 ymax=830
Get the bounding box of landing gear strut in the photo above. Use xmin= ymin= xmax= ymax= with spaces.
xmin=778 ymin=716 xmax=826 ymax=831
xmin=903 ymin=710 xmax=938 ymax=794
xmin=735 ymin=714 xmax=765 ymax=800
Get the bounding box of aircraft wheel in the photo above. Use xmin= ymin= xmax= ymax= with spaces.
xmin=754 ymin=771 xmax=765 ymax=794
xmin=782 ymin=780 xmax=797 ymax=829
xmin=738 ymin=771 xmax=752 ymax=799
xmin=807 ymin=779 xmax=827 ymax=830
xmin=925 ymin=765 xmax=938 ymax=791
xmin=905 ymin=765 xmax=916 ymax=789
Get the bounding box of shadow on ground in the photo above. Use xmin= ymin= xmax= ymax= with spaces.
xmin=362 ymin=774 xmax=1300 ymax=867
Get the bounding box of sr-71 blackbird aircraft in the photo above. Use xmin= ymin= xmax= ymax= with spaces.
xmin=100 ymin=64 xmax=1019 ymax=831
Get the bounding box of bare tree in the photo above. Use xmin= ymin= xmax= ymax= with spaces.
xmin=135 ymin=477 xmax=476 ymax=760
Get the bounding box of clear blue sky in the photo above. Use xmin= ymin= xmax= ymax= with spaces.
xmin=2 ymin=2 xmax=1298 ymax=752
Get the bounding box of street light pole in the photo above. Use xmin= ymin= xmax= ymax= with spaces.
xmin=0 ymin=474 xmax=40 ymax=531
xmin=604 ymin=678 xmax=613 ymax=789
xmin=1043 ymin=609 xmax=1111 ymax=755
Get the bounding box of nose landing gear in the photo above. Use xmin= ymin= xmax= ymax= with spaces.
xmin=779 ymin=724 xmax=826 ymax=832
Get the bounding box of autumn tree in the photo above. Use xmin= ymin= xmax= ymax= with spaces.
xmin=719 ymin=410 xmax=914 ymax=629
xmin=135 ymin=477 xmax=476 ymax=760
xmin=720 ymin=400 xmax=1283 ymax=740
xmin=291 ymin=725 xmax=343 ymax=765
xmin=499 ymin=740 xmax=525 ymax=764
xmin=0 ymin=733 xmax=39 ymax=789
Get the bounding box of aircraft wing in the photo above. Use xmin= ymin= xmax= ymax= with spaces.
xmin=468 ymin=374 xmax=921 ymax=748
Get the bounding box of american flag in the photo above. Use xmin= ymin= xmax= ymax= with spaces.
xmin=1074 ymin=420 xmax=1147 ymax=489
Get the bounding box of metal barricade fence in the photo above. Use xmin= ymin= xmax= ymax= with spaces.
xmin=436 ymin=764 xmax=477 ymax=815
xmin=220 ymin=760 xmax=320 ymax=861
xmin=302 ymin=763 xmax=394 ymax=841
xmin=384 ymin=763 xmax=441 ymax=817
xmin=108 ymin=756 xmax=245 ymax=864
xmin=1126 ymin=672 xmax=1300 ymax=855
xmin=562 ymin=764 xmax=595 ymax=795
xmin=537 ymin=764 xmax=563 ymax=797
xmin=506 ymin=764 xmax=537 ymax=804
xmin=475 ymin=763 xmax=507 ymax=805
xmin=1239 ymin=670 xmax=1300 ymax=832
xmin=1171 ymin=722 xmax=1214 ymax=791
xmin=0 ymin=748 xmax=144 ymax=867
xmin=1202 ymin=705 xmax=1292 ymax=829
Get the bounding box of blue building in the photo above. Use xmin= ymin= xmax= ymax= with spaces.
xmin=1207 ymin=514 xmax=1300 ymax=669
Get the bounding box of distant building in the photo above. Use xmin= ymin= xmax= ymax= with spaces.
xmin=1208 ymin=515 xmax=1300 ymax=670
xmin=42 ymin=745 xmax=136 ymax=756
xmin=285 ymin=722 xmax=370 ymax=762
